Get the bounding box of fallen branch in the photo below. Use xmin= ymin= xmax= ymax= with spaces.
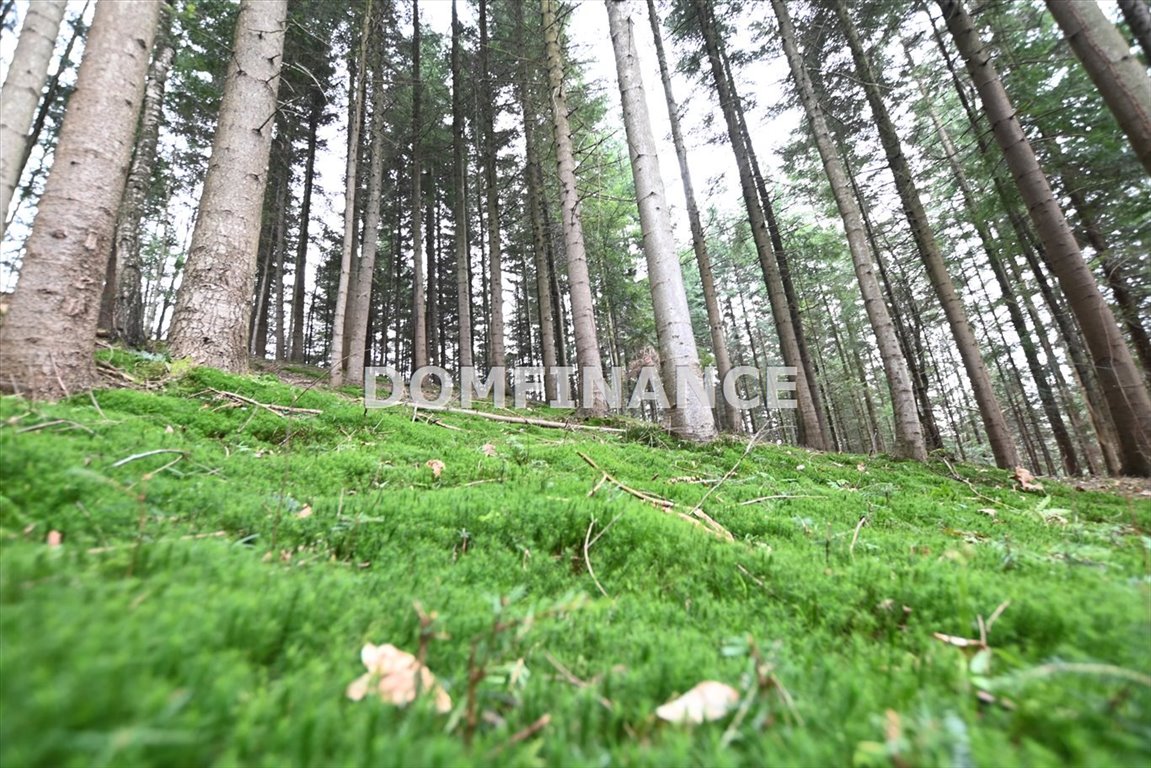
xmin=584 ymin=520 xmax=609 ymax=598
xmin=112 ymin=448 xmax=188 ymax=468
xmin=579 ymin=452 xmax=673 ymax=508
xmin=485 ymin=714 xmax=552 ymax=759
xmin=15 ymin=419 xmax=94 ymax=435
xmin=544 ymin=653 xmax=614 ymax=710
xmin=740 ymin=494 xmax=817 ymax=505
xmin=204 ymin=388 xmax=322 ymax=416
xmin=400 ymin=404 xmax=623 ymax=433
xmin=937 ymin=455 xmax=1006 ymax=508
xmin=849 ymin=514 xmax=868 ymax=558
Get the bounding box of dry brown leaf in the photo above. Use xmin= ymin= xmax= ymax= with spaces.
xmin=1013 ymin=466 xmax=1043 ymax=492
xmin=346 ymin=642 xmax=452 ymax=713
xmin=481 ymin=443 xmax=498 ymax=457
xmin=932 ymin=631 xmax=984 ymax=649
xmin=426 ymin=459 xmax=445 ymax=478
xmin=46 ymin=530 xmax=62 ymax=548
xmin=296 ymin=505 xmax=313 ymax=519
xmin=655 ymin=680 xmax=739 ymax=724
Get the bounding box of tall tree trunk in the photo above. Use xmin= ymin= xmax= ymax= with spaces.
xmin=772 ymin=0 xmax=926 ymax=460
xmin=426 ymin=169 xmax=439 ymax=365
xmin=541 ymin=0 xmax=607 ymax=414
xmin=411 ymin=0 xmax=428 ymax=372
xmin=290 ymin=92 xmax=322 ymax=363
xmin=0 ymin=0 xmax=160 ymax=399
xmin=0 ymin=0 xmax=67 ymax=232
xmin=103 ymin=2 xmax=175 ymax=348
xmin=451 ymin=0 xmax=474 ymax=372
xmin=1118 ymin=0 xmax=1151 ymax=63
xmin=168 ymin=0 xmax=287 ymax=371
xmin=1044 ymin=0 xmax=1151 ymax=174
xmin=693 ymin=0 xmax=825 ymax=448
xmin=328 ymin=6 xmax=370 ymax=385
xmin=606 ymin=0 xmax=715 ymax=441
xmin=479 ymin=0 xmax=505 ymax=372
xmin=938 ymin=0 xmax=1151 ymax=476
xmin=836 ymin=0 xmax=1015 ymax=468
xmin=646 ymin=0 xmax=737 ymax=431
xmin=513 ymin=0 xmax=557 ymax=399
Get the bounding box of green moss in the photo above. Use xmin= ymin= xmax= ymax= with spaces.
xmin=1 ymin=366 xmax=1148 ymax=767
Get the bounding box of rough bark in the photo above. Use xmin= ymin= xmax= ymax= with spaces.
xmin=694 ymin=0 xmax=825 ymax=448
xmin=290 ymin=92 xmax=321 ymax=363
xmin=479 ymin=0 xmax=506 ymax=371
xmin=0 ymin=0 xmax=159 ymax=399
xmin=1045 ymin=0 xmax=1151 ymax=174
xmin=168 ymin=0 xmax=287 ymax=372
xmin=938 ymin=0 xmax=1151 ymax=476
xmin=835 ymin=0 xmax=1015 ymax=467
xmin=411 ymin=0 xmax=428 ymax=371
xmin=606 ymin=0 xmax=716 ymax=441
xmin=0 ymin=0 xmax=67 ymax=232
xmin=772 ymin=0 xmax=926 ymax=460
xmin=541 ymin=0 xmax=607 ymax=414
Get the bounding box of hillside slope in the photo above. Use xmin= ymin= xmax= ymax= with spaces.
xmin=1 ymin=361 xmax=1148 ymax=766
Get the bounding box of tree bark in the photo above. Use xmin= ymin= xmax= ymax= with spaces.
xmin=1045 ymin=0 xmax=1151 ymax=174
xmin=168 ymin=0 xmax=287 ymax=372
xmin=0 ymin=0 xmax=67 ymax=232
xmin=772 ymin=0 xmax=926 ymax=460
xmin=411 ymin=0 xmax=428 ymax=372
xmin=541 ymin=0 xmax=607 ymax=414
xmin=606 ymin=0 xmax=715 ymax=441
xmin=0 ymin=0 xmax=159 ymax=399
xmin=694 ymin=0 xmax=825 ymax=448
xmin=290 ymin=92 xmax=322 ymax=363
xmin=479 ymin=0 xmax=506 ymax=372
xmin=1118 ymin=0 xmax=1151 ymax=63
xmin=938 ymin=0 xmax=1151 ymax=476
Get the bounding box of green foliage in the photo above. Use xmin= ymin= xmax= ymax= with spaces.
xmin=1 ymin=367 xmax=1148 ymax=766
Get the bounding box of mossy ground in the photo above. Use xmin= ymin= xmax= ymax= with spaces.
xmin=1 ymin=356 xmax=1148 ymax=767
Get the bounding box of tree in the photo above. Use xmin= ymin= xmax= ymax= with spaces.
xmin=1118 ymin=0 xmax=1151 ymax=63
xmin=452 ymin=0 xmax=474 ymax=371
xmin=936 ymin=0 xmax=1151 ymax=476
xmin=541 ymin=0 xmax=608 ymax=414
xmin=1044 ymin=0 xmax=1151 ymax=175
xmin=0 ymin=0 xmax=161 ymax=399
xmin=606 ymin=0 xmax=715 ymax=441
xmin=411 ymin=0 xmax=428 ymax=372
xmin=832 ymin=0 xmax=1016 ymax=468
xmin=0 ymin=0 xmax=67 ymax=232
xmin=771 ymin=0 xmax=927 ymax=461
xmin=168 ymin=0 xmax=289 ymax=371
xmin=646 ymin=0 xmax=739 ymax=433
xmin=479 ymin=0 xmax=505 ymax=371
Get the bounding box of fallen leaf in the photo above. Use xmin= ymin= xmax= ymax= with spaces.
xmin=481 ymin=443 xmax=498 ymax=457
xmin=426 ymin=459 xmax=445 ymax=478
xmin=347 ymin=642 xmax=452 ymax=714
xmin=164 ymin=425 xmax=175 ymax=434
xmin=857 ymin=463 xmax=867 ymax=473
xmin=932 ymin=631 xmax=984 ymax=649
xmin=655 ymin=680 xmax=739 ymax=724
xmin=46 ymin=530 xmax=62 ymax=548
xmin=795 ymin=464 xmax=805 ymax=472
xmin=1013 ymin=466 xmax=1043 ymax=492
xmin=296 ymin=505 xmax=313 ymax=519
xmin=977 ymin=508 xmax=997 ymax=519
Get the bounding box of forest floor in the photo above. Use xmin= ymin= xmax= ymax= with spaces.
xmin=1 ymin=350 xmax=1149 ymax=767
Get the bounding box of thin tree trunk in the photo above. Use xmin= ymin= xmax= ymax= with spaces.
xmin=0 ymin=0 xmax=67 ymax=232
xmin=329 ymin=6 xmax=371 ymax=385
xmin=1045 ymin=0 xmax=1151 ymax=174
xmin=479 ymin=0 xmax=505 ymax=372
xmin=606 ymin=0 xmax=715 ymax=441
xmin=836 ymin=0 xmax=1015 ymax=467
xmin=0 ymin=0 xmax=160 ymax=399
xmin=773 ymin=0 xmax=925 ymax=460
xmin=541 ymin=0 xmax=607 ymax=414
xmin=411 ymin=0 xmax=428 ymax=372
xmin=291 ymin=92 xmax=322 ymax=363
xmin=451 ymin=0 xmax=474 ymax=372
xmin=938 ymin=0 xmax=1151 ymax=476
xmin=694 ymin=0 xmax=824 ymax=448
xmin=1118 ymin=0 xmax=1151 ymax=63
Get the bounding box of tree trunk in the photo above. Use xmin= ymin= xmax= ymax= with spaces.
xmin=1118 ymin=0 xmax=1151 ymax=63
xmin=347 ymin=38 xmax=387 ymax=388
xmin=103 ymin=2 xmax=175 ymax=348
xmin=328 ymin=7 xmax=370 ymax=385
xmin=694 ymin=0 xmax=825 ymax=448
xmin=479 ymin=0 xmax=505 ymax=372
xmin=451 ymin=0 xmax=474 ymax=372
xmin=0 ymin=0 xmax=159 ymax=399
xmin=541 ymin=0 xmax=607 ymax=414
xmin=411 ymin=0 xmax=428 ymax=372
xmin=290 ymin=92 xmax=322 ymax=363
xmin=1045 ymin=0 xmax=1151 ymax=174
xmin=938 ymin=0 xmax=1151 ymax=476
xmin=606 ymin=0 xmax=715 ymax=441
xmin=646 ymin=0 xmax=737 ymax=432
xmin=836 ymin=0 xmax=1015 ymax=467
xmin=772 ymin=0 xmax=926 ymax=460
xmin=0 ymin=0 xmax=67 ymax=232
xmin=168 ymin=0 xmax=287 ymax=372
